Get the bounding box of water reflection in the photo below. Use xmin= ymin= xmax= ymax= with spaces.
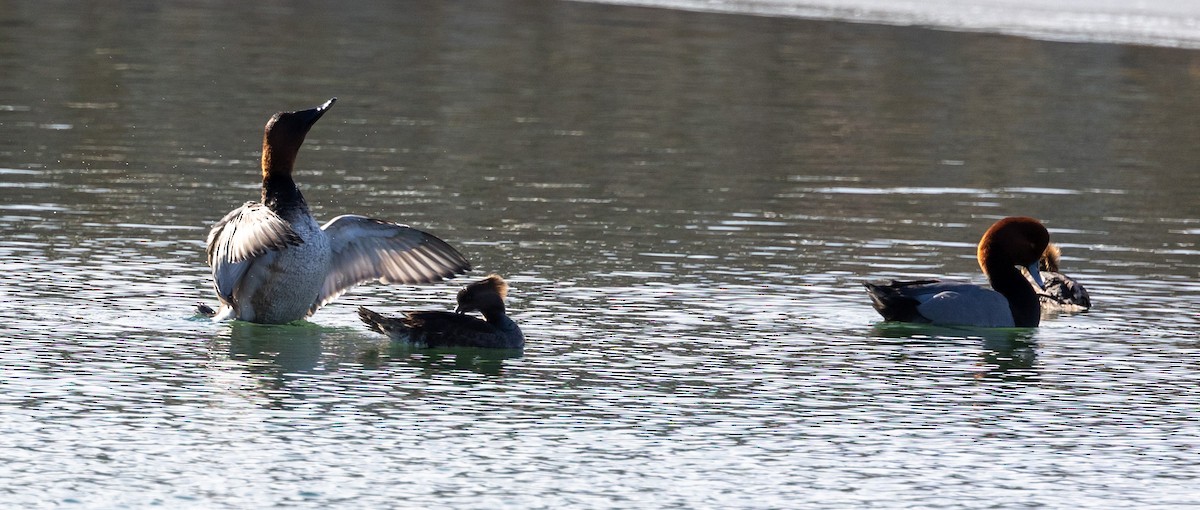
xmin=215 ymin=319 xmax=521 ymax=387
xmin=378 ymin=344 xmax=522 ymax=377
xmin=872 ymin=322 xmax=1040 ymax=381
xmin=205 ymin=321 xmax=327 ymax=409
xmin=221 ymin=321 xmax=326 ymax=375
xmin=978 ymin=335 xmax=1039 ymax=382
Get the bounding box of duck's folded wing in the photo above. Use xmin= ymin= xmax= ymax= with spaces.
xmin=312 ymin=215 xmax=471 ymax=313
xmin=205 ymin=202 xmax=303 ymax=302
xmin=915 ymin=285 xmax=1014 ymax=327
xmin=411 ymin=311 xmax=503 ymax=347
xmin=865 ymin=279 xmax=1013 ymax=327
xmin=409 ymin=310 xmax=497 ymax=334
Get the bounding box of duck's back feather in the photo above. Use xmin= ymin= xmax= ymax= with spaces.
xmin=357 ymin=307 xmax=521 ymax=349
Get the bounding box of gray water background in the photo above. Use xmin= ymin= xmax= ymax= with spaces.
xmin=1 ymin=1 xmax=1199 ymax=508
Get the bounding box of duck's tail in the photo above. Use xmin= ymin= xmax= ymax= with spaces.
xmin=196 ymin=303 xmax=218 ymax=318
xmin=862 ymin=281 xmax=926 ymax=323
xmin=358 ymin=306 xmax=401 ymax=336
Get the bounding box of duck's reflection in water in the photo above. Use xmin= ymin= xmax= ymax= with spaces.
xmin=204 ymin=321 xmax=328 ymax=409
xmin=224 ymin=321 xmax=325 ymax=374
xmin=872 ymin=322 xmax=1039 ymax=382
xmin=216 ymin=321 xmax=524 ymax=376
xmin=366 ymin=343 xmax=524 ymax=377
xmin=209 ymin=321 xmax=524 ymax=410
xmin=977 ymin=332 xmax=1039 ymax=382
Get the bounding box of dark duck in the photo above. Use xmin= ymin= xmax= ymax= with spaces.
xmin=200 ymin=98 xmax=470 ymax=324
xmin=357 ymin=275 xmax=524 ymax=349
xmin=1025 ymin=243 xmax=1091 ymax=312
xmin=863 ymin=216 xmax=1051 ymax=328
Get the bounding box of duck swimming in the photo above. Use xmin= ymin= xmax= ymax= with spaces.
xmin=864 ymin=216 xmax=1051 ymax=328
xmin=358 ymin=275 xmax=524 ymax=349
xmin=200 ymin=98 xmax=471 ymax=324
xmin=1026 ymin=243 xmax=1091 ymax=312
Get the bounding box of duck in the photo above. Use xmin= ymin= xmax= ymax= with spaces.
xmin=863 ymin=216 xmax=1051 ymax=328
xmin=1026 ymin=243 xmax=1091 ymax=311
xmin=199 ymin=98 xmax=471 ymax=324
xmin=357 ymin=275 xmax=524 ymax=349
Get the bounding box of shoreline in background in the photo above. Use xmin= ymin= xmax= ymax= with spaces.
xmin=576 ymin=0 xmax=1200 ymax=49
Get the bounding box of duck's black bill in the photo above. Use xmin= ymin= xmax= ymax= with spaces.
xmin=292 ymin=97 xmax=337 ymax=126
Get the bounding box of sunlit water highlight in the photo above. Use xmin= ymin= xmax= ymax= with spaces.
xmin=1 ymin=1 xmax=1199 ymax=508
xmin=586 ymin=0 xmax=1200 ymax=48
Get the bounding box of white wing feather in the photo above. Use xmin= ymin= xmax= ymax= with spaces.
xmin=205 ymin=202 xmax=303 ymax=303
xmin=311 ymin=215 xmax=470 ymax=313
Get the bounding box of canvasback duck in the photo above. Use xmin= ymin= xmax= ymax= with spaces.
xmin=864 ymin=216 xmax=1051 ymax=328
xmin=1025 ymin=243 xmax=1091 ymax=311
xmin=357 ymin=275 xmax=524 ymax=349
xmin=199 ymin=98 xmax=471 ymax=324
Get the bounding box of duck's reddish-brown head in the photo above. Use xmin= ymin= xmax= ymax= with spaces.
xmin=976 ymin=216 xmax=1051 ymax=282
xmin=261 ymin=97 xmax=336 ymax=179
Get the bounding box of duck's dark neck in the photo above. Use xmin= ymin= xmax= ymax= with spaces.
xmin=985 ymin=261 xmax=1041 ymax=327
xmin=261 ymin=172 xmax=309 ymax=217
xmin=481 ymin=307 xmax=518 ymax=331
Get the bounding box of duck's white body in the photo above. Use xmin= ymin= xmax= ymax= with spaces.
xmin=869 ymin=280 xmax=1020 ymax=328
xmin=208 ymin=206 xmax=330 ymax=323
xmin=202 ymin=98 xmax=470 ymax=324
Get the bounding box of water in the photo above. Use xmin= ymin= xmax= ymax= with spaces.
xmin=2 ymin=1 xmax=1199 ymax=508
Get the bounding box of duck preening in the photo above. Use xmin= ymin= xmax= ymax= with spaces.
xmin=864 ymin=216 xmax=1051 ymax=328
xmin=1027 ymin=243 xmax=1091 ymax=311
xmin=358 ymin=275 xmax=524 ymax=349
xmin=199 ymin=98 xmax=471 ymax=324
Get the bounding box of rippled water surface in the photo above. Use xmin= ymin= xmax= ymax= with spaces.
xmin=2 ymin=1 xmax=1199 ymax=508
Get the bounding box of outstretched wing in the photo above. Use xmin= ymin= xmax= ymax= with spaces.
xmin=312 ymin=215 xmax=471 ymax=313
xmin=205 ymin=202 xmax=303 ymax=303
